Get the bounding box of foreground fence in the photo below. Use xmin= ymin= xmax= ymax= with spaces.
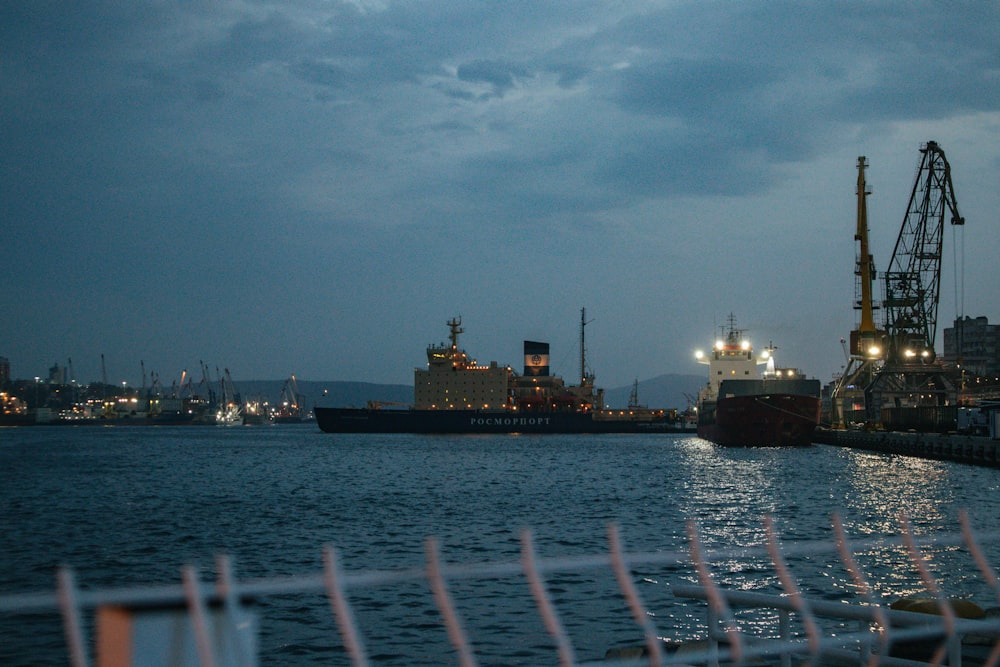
xmin=3 ymin=512 xmax=1000 ymax=666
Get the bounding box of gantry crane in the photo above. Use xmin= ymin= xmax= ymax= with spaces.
xmin=863 ymin=141 xmax=965 ymax=429
xmin=882 ymin=141 xmax=965 ymax=363
xmin=276 ymin=374 xmax=304 ymax=421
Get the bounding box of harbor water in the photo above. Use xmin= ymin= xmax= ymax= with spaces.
xmin=3 ymin=425 xmax=1000 ymax=665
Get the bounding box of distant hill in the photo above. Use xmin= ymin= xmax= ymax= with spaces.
xmin=601 ymin=373 xmax=704 ymax=410
xmin=235 ymin=374 xmax=703 ymax=411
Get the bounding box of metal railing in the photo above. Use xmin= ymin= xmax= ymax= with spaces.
xmin=3 ymin=511 xmax=1000 ymax=666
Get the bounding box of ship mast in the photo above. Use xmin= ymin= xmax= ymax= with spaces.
xmin=579 ymin=308 xmax=594 ymax=385
xmin=447 ymin=316 xmax=464 ymax=351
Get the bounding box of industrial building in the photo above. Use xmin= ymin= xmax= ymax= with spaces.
xmin=943 ymin=315 xmax=1000 ymax=377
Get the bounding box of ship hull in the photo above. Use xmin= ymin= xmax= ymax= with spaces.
xmin=697 ymin=393 xmax=821 ymax=447
xmin=315 ymin=407 xmax=678 ymax=434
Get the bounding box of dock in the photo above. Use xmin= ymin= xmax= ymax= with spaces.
xmin=815 ymin=428 xmax=1000 ymax=467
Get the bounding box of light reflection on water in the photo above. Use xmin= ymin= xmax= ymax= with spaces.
xmin=838 ymin=450 xmax=975 ymax=602
xmin=2 ymin=428 xmax=1000 ymax=665
xmin=844 ymin=450 xmax=952 ymax=532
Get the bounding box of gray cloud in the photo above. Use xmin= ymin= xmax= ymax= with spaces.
xmin=2 ymin=1 xmax=998 ymax=386
xmin=456 ymin=59 xmax=532 ymax=97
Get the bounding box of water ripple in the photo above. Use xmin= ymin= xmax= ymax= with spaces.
xmin=3 ymin=429 xmax=1000 ymax=664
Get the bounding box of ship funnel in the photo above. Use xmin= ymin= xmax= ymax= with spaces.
xmin=523 ymin=341 xmax=550 ymax=377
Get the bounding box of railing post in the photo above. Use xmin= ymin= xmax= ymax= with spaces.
xmin=859 ymin=618 xmax=871 ymax=666
xmin=779 ymin=609 xmax=791 ymax=667
xmin=706 ymin=605 xmax=720 ymax=667
xmin=57 ymin=567 xmax=90 ymax=667
xmin=949 ymin=632 xmax=962 ymax=667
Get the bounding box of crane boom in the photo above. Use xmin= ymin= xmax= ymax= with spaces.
xmin=855 ymin=157 xmax=876 ymax=334
xmin=861 ymin=141 xmax=965 ymax=430
xmin=848 ymin=156 xmax=885 ymax=359
xmin=882 ymin=141 xmax=964 ymax=363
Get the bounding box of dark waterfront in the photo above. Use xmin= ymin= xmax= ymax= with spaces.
xmin=3 ymin=426 xmax=1000 ymax=665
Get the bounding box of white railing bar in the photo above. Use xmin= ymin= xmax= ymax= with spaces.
xmin=56 ymin=566 xmax=90 ymax=667
xmin=215 ymin=554 xmax=234 ymax=604
xmin=684 ymin=525 xmax=1000 ymax=564
xmin=607 ymin=524 xmax=662 ymax=667
xmin=833 ymin=511 xmax=892 ymax=667
xmin=674 ymin=580 xmax=1000 ymax=666
xmin=686 ymin=519 xmax=745 ymax=665
xmin=426 ymin=536 xmax=477 ymax=667
xmin=710 ymin=639 xmax=965 ymax=667
xmin=646 ymin=621 xmax=996 ymax=667
xmin=764 ymin=515 xmax=822 ymax=658
xmin=958 ymin=511 xmax=1000 ymax=667
xmin=0 ymin=590 xmax=61 ymax=613
xmin=520 ymin=528 xmax=576 ymax=667
xmin=181 ymin=565 xmax=216 ymax=667
xmin=960 ymin=510 xmax=1000 ymax=600
xmin=322 ymin=545 xmax=369 ymax=667
xmin=674 ymin=584 xmax=1000 ymax=631
xmin=899 ymin=514 xmax=956 ymax=667
xmin=215 ymin=555 xmax=253 ymax=667
xmin=777 ymin=608 xmax=791 ymax=667
xmin=7 ymin=525 xmax=1000 ymax=617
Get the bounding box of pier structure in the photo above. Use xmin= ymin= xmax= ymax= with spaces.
xmin=815 ymin=426 xmax=1000 ymax=467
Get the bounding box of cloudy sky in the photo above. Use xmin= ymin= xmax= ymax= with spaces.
xmin=3 ymin=1 xmax=998 ymax=393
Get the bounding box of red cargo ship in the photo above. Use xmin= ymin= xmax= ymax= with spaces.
xmin=694 ymin=316 xmax=821 ymax=447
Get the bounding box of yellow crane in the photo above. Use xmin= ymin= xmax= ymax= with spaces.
xmin=831 ymin=156 xmax=886 ymax=428
xmin=849 ymin=156 xmax=885 ymax=359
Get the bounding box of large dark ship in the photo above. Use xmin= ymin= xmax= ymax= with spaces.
xmin=315 ymin=312 xmax=677 ymax=434
xmin=694 ymin=316 xmax=821 ymax=446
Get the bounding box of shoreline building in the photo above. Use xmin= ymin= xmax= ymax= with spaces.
xmin=942 ymin=316 xmax=1000 ymax=377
